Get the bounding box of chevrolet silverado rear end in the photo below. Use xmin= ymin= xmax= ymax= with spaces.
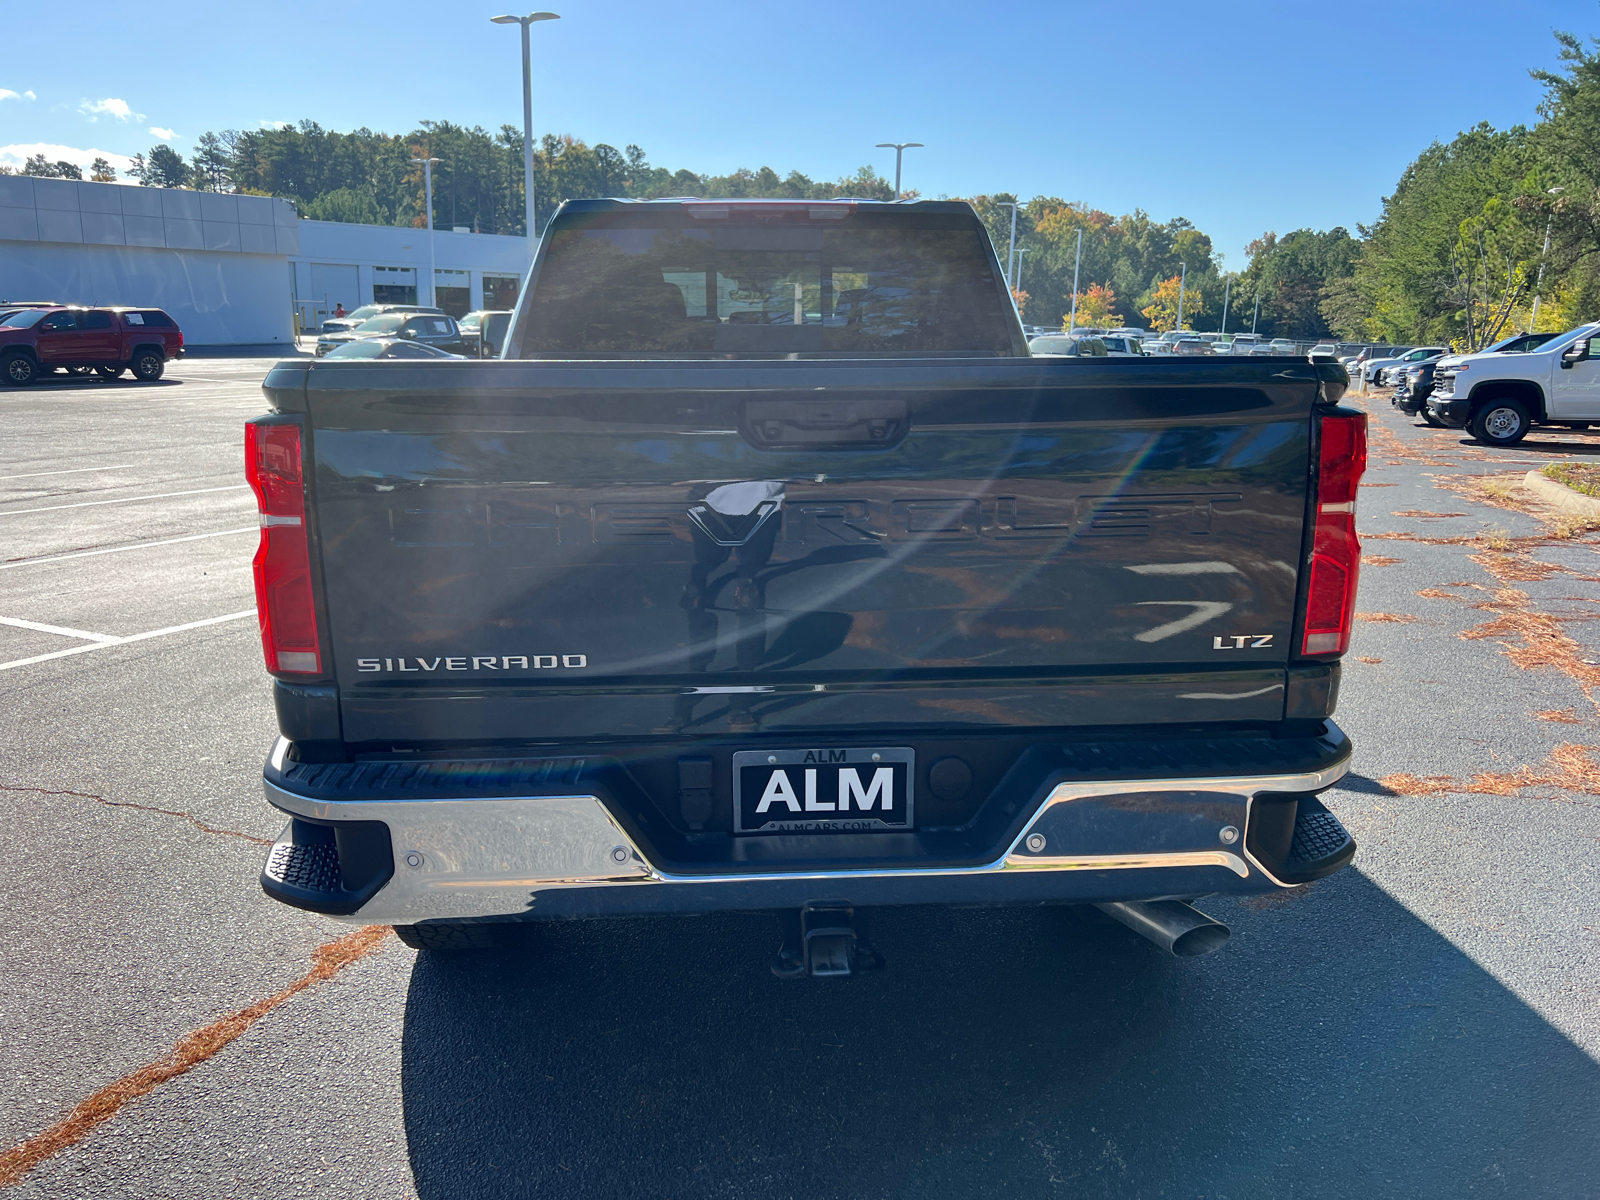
xmin=248 ymin=199 xmax=1363 ymax=968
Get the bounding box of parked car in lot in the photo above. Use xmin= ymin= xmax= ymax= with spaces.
xmin=0 ymin=305 xmax=183 ymax=385
xmin=250 ymin=197 xmax=1362 ymax=966
xmin=1029 ymin=334 xmax=1110 ymax=356
xmin=319 ymin=303 xmax=443 ymax=336
xmin=316 ymin=312 xmax=468 ymax=357
xmin=1428 ymin=322 xmax=1600 ymax=444
xmin=1392 ymin=360 xmax=1445 ymax=423
xmin=1095 ymin=335 xmax=1144 ymax=356
xmin=322 ymin=338 xmax=465 ymax=360
xmin=1357 ymin=346 xmax=1441 ymax=387
xmin=1171 ymin=336 xmax=1214 ymax=354
xmin=459 ymin=310 xmax=514 ymax=359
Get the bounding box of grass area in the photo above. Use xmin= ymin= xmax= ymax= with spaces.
xmin=1541 ymin=461 xmax=1600 ymax=497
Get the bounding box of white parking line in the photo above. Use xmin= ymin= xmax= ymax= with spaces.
xmin=0 ymin=610 xmax=257 ymax=672
xmin=0 ymin=485 xmax=250 ymax=518
xmin=0 ymin=527 xmax=257 ymax=570
xmin=0 ymin=464 xmax=135 ymax=481
xmin=0 ymin=616 xmax=122 ymax=642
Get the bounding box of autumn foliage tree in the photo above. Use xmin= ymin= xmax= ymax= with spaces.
xmin=1141 ymin=275 xmax=1199 ymax=332
xmin=1065 ymin=282 xmax=1120 ymax=328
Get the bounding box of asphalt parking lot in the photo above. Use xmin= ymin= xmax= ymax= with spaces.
xmin=1 ymin=359 xmax=1597 ymax=1198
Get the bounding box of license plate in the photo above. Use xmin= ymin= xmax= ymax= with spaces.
xmin=733 ymin=748 xmax=914 ymax=834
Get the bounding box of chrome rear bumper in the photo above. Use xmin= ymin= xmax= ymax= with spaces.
xmin=262 ymin=743 xmax=1351 ymax=924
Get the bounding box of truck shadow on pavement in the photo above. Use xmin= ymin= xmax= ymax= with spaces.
xmin=399 ymin=870 xmax=1599 ymax=1199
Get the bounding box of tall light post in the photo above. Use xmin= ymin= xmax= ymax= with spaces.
xmin=491 ymin=11 xmax=560 ymax=252
xmin=1220 ymin=277 xmax=1231 ymax=336
xmin=997 ymin=201 xmax=1019 ymax=287
xmin=1529 ymin=185 xmax=1565 ymax=332
xmin=411 ymin=155 xmax=441 ymax=304
xmin=874 ymin=142 xmax=923 ymax=200
xmin=1251 ymin=292 xmax=1260 ymax=335
xmin=1175 ymin=261 xmax=1187 ymax=332
xmin=1014 ymin=247 xmax=1032 ymax=300
xmin=1067 ymin=226 xmax=1083 ymax=333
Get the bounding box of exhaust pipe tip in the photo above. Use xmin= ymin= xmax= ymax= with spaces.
xmin=1095 ymin=900 xmax=1232 ymax=958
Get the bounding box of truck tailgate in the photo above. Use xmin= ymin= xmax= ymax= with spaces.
xmin=287 ymin=358 xmax=1322 ymax=742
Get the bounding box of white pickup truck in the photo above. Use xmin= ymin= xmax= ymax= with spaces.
xmin=1427 ymin=322 xmax=1600 ymax=445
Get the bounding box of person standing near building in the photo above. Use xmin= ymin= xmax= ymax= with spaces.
xmin=333 ymin=302 xmax=347 ymax=318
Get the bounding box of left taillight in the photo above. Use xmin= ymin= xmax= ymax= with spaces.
xmin=1301 ymin=409 xmax=1368 ymax=657
xmin=245 ymin=420 xmax=320 ymax=675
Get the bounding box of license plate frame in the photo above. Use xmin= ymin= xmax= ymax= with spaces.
xmin=732 ymin=747 xmax=915 ymax=834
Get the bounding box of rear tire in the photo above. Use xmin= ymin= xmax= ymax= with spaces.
xmin=2 ymin=354 xmax=38 ymax=387
xmin=96 ymin=365 xmax=124 ymax=379
xmin=129 ymin=350 xmax=165 ymax=382
xmin=393 ymin=922 xmax=508 ymax=950
xmin=1469 ymin=397 xmax=1532 ymax=446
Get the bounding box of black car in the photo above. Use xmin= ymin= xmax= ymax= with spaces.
xmin=458 ymin=310 xmax=514 ymax=358
xmin=322 ymin=338 xmax=465 ymax=360
xmin=1392 ymin=359 xmax=1444 ymax=422
xmin=315 ymin=312 xmax=468 ymax=357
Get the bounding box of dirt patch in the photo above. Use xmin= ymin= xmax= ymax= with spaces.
xmin=1355 ymin=656 xmax=1383 ymax=664
xmin=1416 ymin=588 xmax=1463 ymax=600
xmin=1356 ymin=612 xmax=1417 ymax=623
xmin=1542 ymin=461 xmax=1600 ymax=497
xmin=1362 ymin=555 xmax=1404 ymax=566
xmin=1392 ymin=510 xmax=1467 ymax=518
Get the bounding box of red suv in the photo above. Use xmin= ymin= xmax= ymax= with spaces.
xmin=0 ymin=306 xmax=184 ymax=386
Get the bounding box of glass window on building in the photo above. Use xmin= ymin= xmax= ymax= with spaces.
xmin=483 ymin=275 xmax=520 ymax=312
xmin=374 ymin=265 xmax=417 ymax=305
xmin=435 ymin=269 xmax=471 ymax=319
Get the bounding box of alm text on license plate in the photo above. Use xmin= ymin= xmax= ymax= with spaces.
xmin=733 ymin=747 xmax=914 ymax=834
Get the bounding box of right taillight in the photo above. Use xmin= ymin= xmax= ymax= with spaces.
xmin=245 ymin=420 xmax=321 ymax=675
xmin=1302 ymin=410 xmax=1368 ymax=656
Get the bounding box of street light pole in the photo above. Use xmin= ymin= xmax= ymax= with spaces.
xmin=1015 ymin=247 xmax=1032 ymax=298
xmin=492 ymin=11 xmax=560 ymax=252
xmin=1176 ymin=261 xmax=1187 ymax=332
xmin=997 ymin=201 xmax=1019 ymax=287
xmin=411 ymin=156 xmax=441 ymax=305
xmin=1252 ymin=292 xmax=1260 ymax=335
xmin=874 ymin=142 xmax=923 ymax=200
xmin=1068 ymin=227 xmax=1083 ymax=333
xmin=1530 ymin=185 xmax=1565 ymax=332
xmin=1220 ymin=277 xmax=1230 ymax=336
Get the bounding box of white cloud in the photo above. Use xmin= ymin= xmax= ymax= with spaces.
xmin=259 ymin=119 xmax=290 ymax=130
xmin=0 ymin=143 xmax=140 ymax=180
xmin=1 ymin=89 xmax=37 ymax=102
xmin=149 ymin=126 xmax=177 ymax=141
xmin=79 ymin=97 xmax=142 ymax=122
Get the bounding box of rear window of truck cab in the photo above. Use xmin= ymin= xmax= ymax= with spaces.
xmin=515 ymin=205 xmax=1019 ymax=359
xmin=121 ymin=310 xmax=174 ymax=327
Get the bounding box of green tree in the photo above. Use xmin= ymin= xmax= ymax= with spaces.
xmin=88 ymin=157 xmax=117 ymax=183
xmin=142 ymin=144 xmax=190 ymax=188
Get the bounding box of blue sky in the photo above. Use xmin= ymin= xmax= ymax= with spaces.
xmin=0 ymin=0 xmax=1589 ymax=264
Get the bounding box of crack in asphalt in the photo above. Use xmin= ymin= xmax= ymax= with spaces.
xmin=0 ymin=784 xmax=272 ymax=845
xmin=0 ymin=926 xmax=390 ymax=1189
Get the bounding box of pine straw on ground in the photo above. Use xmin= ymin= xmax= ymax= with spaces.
xmin=1381 ymin=742 xmax=1600 ymax=800
xmin=0 ymin=926 xmax=390 ymax=1188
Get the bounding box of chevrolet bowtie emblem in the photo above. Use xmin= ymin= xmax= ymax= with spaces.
xmin=686 ymin=500 xmax=782 ymax=546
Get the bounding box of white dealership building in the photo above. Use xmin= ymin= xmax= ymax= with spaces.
xmin=0 ymin=176 xmax=531 ymax=346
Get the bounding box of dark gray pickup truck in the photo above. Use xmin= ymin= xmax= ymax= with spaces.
xmin=247 ymin=198 xmax=1364 ymax=972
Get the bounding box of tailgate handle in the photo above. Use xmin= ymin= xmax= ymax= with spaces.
xmin=742 ymin=399 xmax=909 ymax=450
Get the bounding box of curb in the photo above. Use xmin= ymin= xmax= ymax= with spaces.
xmin=1522 ymin=470 xmax=1600 ymax=517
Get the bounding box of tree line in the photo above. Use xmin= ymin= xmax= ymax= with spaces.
xmin=11 ymin=25 xmax=1596 ymax=345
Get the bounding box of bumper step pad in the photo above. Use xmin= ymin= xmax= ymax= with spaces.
xmin=1272 ymin=796 xmax=1356 ymax=885
xmin=259 ymin=817 xmax=394 ymax=916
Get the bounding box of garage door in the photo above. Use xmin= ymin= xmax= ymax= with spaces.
xmin=309 ymin=263 xmax=360 ymax=330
